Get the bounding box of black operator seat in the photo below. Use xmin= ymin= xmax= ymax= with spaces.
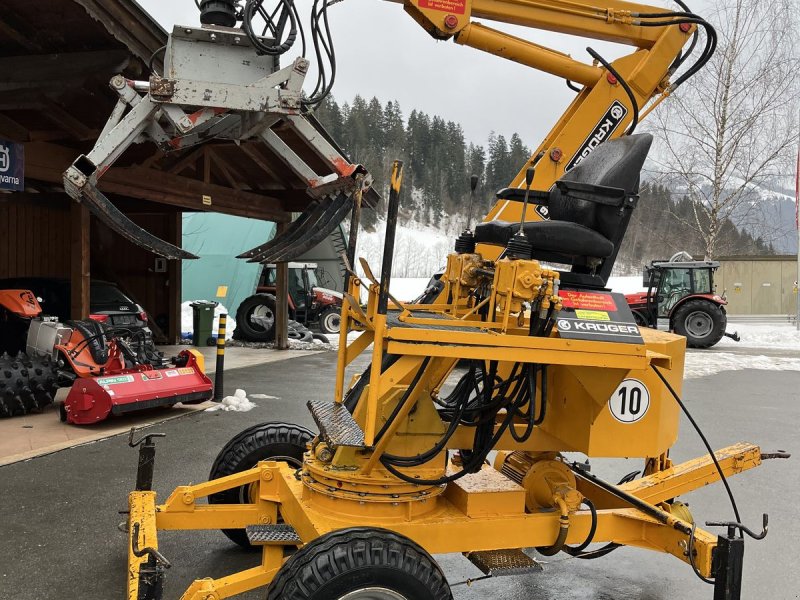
xmin=474 ymin=133 xmax=653 ymax=286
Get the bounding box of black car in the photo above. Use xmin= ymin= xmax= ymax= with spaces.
xmin=0 ymin=277 xmax=150 ymax=332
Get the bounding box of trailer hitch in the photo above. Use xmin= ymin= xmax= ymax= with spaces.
xmin=128 ymin=428 xmax=166 ymax=492
xmin=131 ymin=521 xmax=171 ymax=600
xmin=706 ymin=514 xmax=768 ymax=600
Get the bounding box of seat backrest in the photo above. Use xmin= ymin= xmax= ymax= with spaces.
xmin=548 ymin=133 xmax=653 ymax=240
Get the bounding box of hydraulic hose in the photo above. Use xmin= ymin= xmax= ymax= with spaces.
xmin=536 ymin=497 xmax=570 ymax=556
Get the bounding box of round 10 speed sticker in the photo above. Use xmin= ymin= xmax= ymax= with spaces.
xmin=608 ymin=379 xmax=650 ymax=424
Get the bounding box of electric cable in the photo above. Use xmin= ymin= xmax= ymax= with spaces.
xmin=650 ymin=364 xmax=741 ymax=523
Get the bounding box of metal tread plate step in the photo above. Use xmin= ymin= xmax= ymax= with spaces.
xmin=246 ymin=524 xmax=301 ymax=545
xmin=464 ymin=549 xmax=542 ymax=577
xmin=307 ymin=400 xmax=366 ymax=447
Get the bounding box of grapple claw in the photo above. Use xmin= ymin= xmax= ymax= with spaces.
xmin=64 ymin=170 xmax=197 ymax=260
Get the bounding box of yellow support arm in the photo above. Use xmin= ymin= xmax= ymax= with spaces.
xmin=394 ymin=0 xmax=702 ymax=234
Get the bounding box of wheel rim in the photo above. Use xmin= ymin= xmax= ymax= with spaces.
xmin=685 ymin=311 xmax=713 ymax=338
xmin=338 ymin=589 xmax=408 ymax=600
xmin=249 ymin=304 xmax=274 ymax=331
xmin=324 ymin=311 xmax=341 ymax=332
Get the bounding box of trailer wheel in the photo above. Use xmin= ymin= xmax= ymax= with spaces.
xmin=318 ymin=307 xmax=341 ymax=334
xmin=235 ymin=294 xmax=277 ymax=342
xmin=672 ymin=299 xmax=726 ymax=349
xmin=266 ymin=527 xmax=453 ymax=600
xmin=208 ymin=422 xmax=315 ymax=548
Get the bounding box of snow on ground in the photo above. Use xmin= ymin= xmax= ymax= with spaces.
xmin=205 ymin=388 xmax=256 ymax=412
xmin=685 ymin=351 xmax=800 ymax=379
xmin=390 ymin=278 xmax=431 ymax=302
xmin=716 ymin=322 xmax=800 ymax=351
xmin=181 ymin=300 xmax=236 ymax=340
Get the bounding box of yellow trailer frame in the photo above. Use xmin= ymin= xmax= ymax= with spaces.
xmin=125 ymin=174 xmax=772 ymax=597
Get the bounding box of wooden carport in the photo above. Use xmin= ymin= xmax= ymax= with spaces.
xmin=0 ymin=0 xmax=325 ymax=344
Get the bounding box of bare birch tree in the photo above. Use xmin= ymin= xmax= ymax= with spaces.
xmin=648 ymin=0 xmax=800 ymax=258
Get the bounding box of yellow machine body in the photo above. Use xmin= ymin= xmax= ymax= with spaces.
xmin=119 ymin=0 xmax=776 ymax=596
xmin=125 ymin=242 xmax=765 ymax=600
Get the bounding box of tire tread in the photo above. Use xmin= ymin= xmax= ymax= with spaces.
xmin=267 ymin=527 xmax=452 ymax=600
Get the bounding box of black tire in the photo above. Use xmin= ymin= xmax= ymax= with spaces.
xmin=288 ymin=321 xmax=314 ymax=343
xmin=311 ymin=332 xmax=330 ymax=344
xmin=318 ymin=307 xmax=341 ymax=334
xmin=208 ymin=422 xmax=315 ymax=548
xmin=266 ymin=527 xmax=453 ymax=600
xmin=672 ymin=299 xmax=726 ymax=349
xmin=631 ymin=309 xmax=651 ymax=328
xmin=234 ymin=294 xmax=277 ymax=342
xmin=0 ymin=352 xmax=58 ymax=418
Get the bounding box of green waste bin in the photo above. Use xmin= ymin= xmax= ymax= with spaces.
xmin=190 ymin=301 xmax=219 ymax=347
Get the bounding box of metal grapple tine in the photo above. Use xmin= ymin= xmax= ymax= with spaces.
xmin=243 ymin=198 xmax=336 ymax=262
xmin=265 ymin=194 xmax=353 ymax=263
xmin=236 ymin=199 xmax=322 ymax=259
xmin=261 ymin=193 xmax=350 ymax=262
xmin=64 ymin=178 xmax=197 ymax=260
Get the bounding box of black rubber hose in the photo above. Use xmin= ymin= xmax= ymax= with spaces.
xmin=586 ymin=47 xmax=640 ymax=136
xmin=651 ymin=365 xmax=741 ymax=523
xmin=563 ymin=499 xmax=598 ymax=555
xmin=536 ymin=513 xmax=570 ymax=556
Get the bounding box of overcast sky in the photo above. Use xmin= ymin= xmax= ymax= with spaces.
xmin=137 ymin=0 xmax=675 ymax=147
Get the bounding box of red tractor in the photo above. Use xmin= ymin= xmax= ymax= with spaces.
xmin=234 ymin=262 xmax=343 ymax=342
xmin=625 ymin=253 xmax=740 ymax=348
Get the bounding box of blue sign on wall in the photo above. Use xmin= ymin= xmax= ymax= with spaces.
xmin=0 ymin=139 xmax=24 ymax=192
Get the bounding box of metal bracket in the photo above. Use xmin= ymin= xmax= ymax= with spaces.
xmin=129 ymin=427 xmax=166 ymax=491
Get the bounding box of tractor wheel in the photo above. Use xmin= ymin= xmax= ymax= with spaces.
xmin=235 ymin=294 xmax=276 ymax=342
xmin=672 ymin=299 xmax=726 ymax=349
xmin=0 ymin=352 xmax=58 ymax=418
xmin=266 ymin=527 xmax=453 ymax=600
xmin=208 ymin=422 xmax=315 ymax=548
xmin=318 ymin=307 xmax=341 ymax=335
xmin=631 ymin=310 xmax=651 ymax=328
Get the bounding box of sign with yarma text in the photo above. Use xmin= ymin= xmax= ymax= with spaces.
xmin=0 ymin=139 xmax=24 ymax=192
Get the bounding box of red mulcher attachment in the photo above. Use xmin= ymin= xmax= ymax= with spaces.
xmin=63 ymin=350 xmax=212 ymax=425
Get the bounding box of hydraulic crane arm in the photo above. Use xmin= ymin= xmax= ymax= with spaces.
xmin=393 ymin=0 xmax=711 ymax=222
xmin=63 ymin=0 xmax=710 ymax=264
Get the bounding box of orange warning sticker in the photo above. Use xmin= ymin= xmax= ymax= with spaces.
xmin=559 ymin=291 xmax=617 ymax=311
xmin=418 ymin=0 xmax=466 ymax=14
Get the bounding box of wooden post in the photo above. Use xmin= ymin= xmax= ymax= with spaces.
xmin=275 ymin=222 xmax=289 ymax=350
xmin=70 ymin=201 xmax=90 ymax=319
xmin=168 ymin=212 xmax=183 ymax=343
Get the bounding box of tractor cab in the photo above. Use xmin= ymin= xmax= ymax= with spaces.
xmin=644 ymin=260 xmax=717 ymax=318
xmin=260 ymin=262 xmax=320 ymax=312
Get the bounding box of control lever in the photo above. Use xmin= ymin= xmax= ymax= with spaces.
xmin=517 ymin=166 xmax=536 ymax=235
xmin=506 ymin=167 xmax=536 ymax=259
xmin=128 ymin=427 xmax=166 ymax=491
